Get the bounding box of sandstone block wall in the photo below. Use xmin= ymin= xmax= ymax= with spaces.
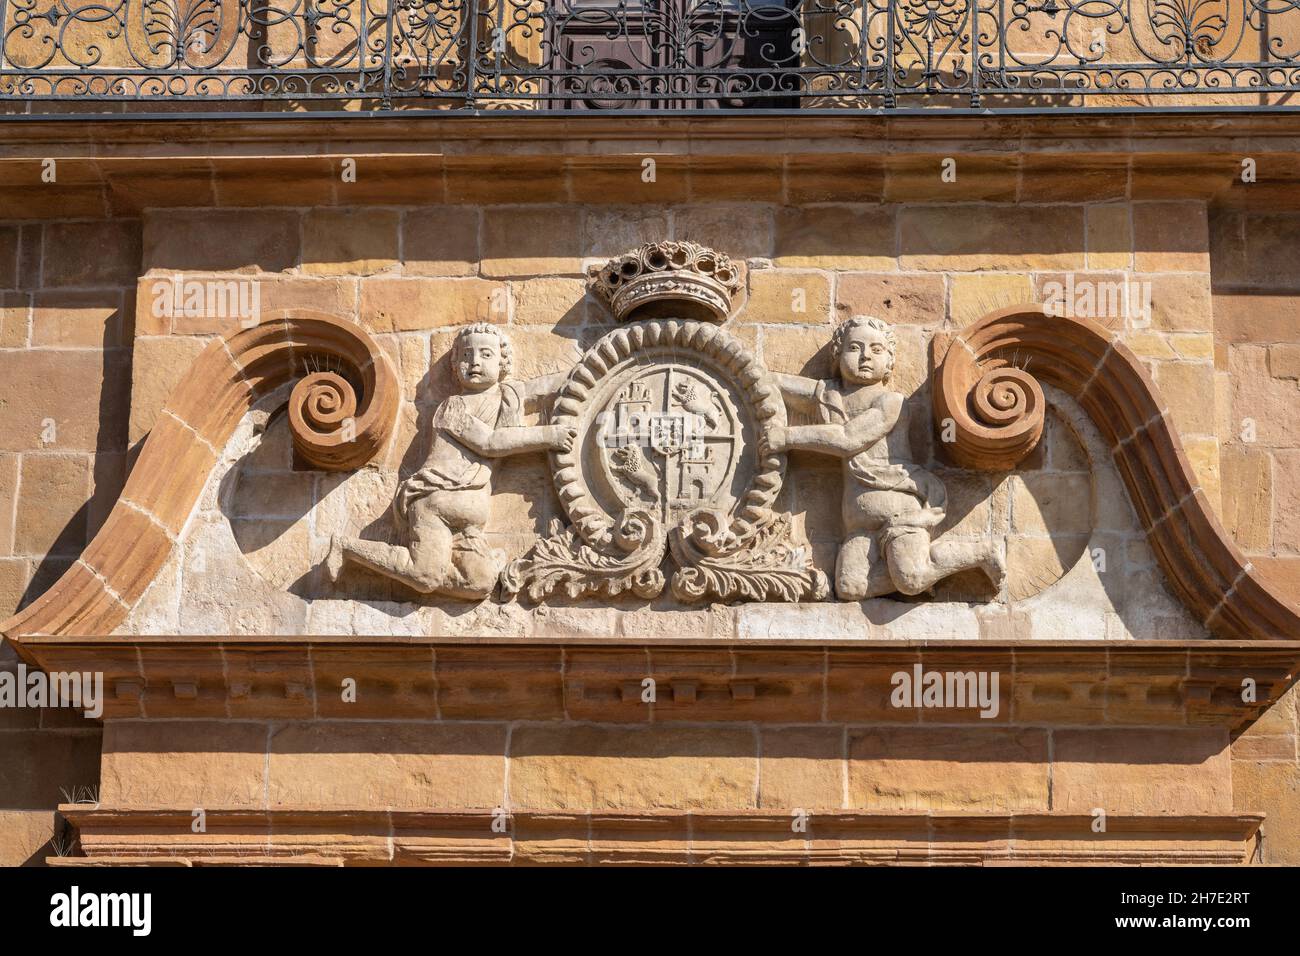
xmin=0 ymin=219 xmax=135 ymax=862
xmin=1210 ymin=204 xmax=1300 ymax=864
xmin=1 ymin=148 xmax=1297 ymax=862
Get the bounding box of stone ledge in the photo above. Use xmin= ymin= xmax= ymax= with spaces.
xmin=15 ymin=637 xmax=1297 ymax=730
xmin=54 ymin=806 xmax=1263 ymax=866
xmin=2 ymin=114 xmax=1300 ymax=212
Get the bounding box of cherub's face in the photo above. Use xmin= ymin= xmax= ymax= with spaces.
xmin=839 ymin=325 xmax=893 ymax=385
xmin=454 ymin=332 xmax=502 ymax=391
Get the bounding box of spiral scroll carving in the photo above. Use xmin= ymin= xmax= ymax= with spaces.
xmin=935 ymin=305 xmax=1300 ymax=642
xmin=2 ymin=310 xmax=399 ymax=640
xmin=934 ymin=326 xmax=1047 ymax=470
xmin=290 ymin=371 xmax=358 ymax=448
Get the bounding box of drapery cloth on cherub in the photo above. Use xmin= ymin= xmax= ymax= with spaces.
xmin=394 ymin=381 xmax=524 ymax=516
xmin=811 ymin=378 xmax=947 ymax=547
xmin=389 ymin=381 xmax=527 ymax=569
xmin=767 ymin=315 xmax=1004 ymax=600
xmin=323 ymin=323 xmax=571 ymax=600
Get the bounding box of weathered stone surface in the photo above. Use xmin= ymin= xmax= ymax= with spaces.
xmin=302 ymin=208 xmax=400 ymax=276
xmin=758 ymin=727 xmax=845 ymax=810
xmin=31 ymin=291 xmax=125 ymax=348
xmin=511 ymin=277 xmax=589 ymax=326
xmin=569 ymin=158 xmax=690 ymax=204
xmin=508 ymin=724 xmax=758 ymax=811
xmin=785 ymin=155 xmax=885 ymax=204
xmin=951 ymin=273 xmax=1032 ymax=326
xmin=254 ymin=277 xmax=357 ymax=320
xmin=0 ymin=727 xmax=100 ymax=810
xmin=1133 ymin=202 xmax=1210 ymax=273
xmin=690 ymin=157 xmax=783 ymax=203
xmin=128 ymin=336 xmax=210 ymax=443
xmin=1274 ymin=448 xmax=1300 ymax=550
xmin=213 ymin=157 xmax=335 ymax=207
xmin=13 ymin=454 xmax=90 ymax=557
xmin=1052 ymin=729 xmax=1231 ymax=813
xmin=1085 ymin=203 xmax=1133 ymax=270
xmin=0 ymin=810 xmax=56 ymax=866
xmin=1215 ymin=292 xmax=1300 ymax=343
xmin=1011 ymin=473 xmax=1092 ymax=535
xmin=359 ymin=277 xmax=507 ymax=332
xmin=582 ymin=207 xmax=672 ymax=259
xmin=0 ymin=291 xmax=28 ymax=348
xmin=743 ymin=269 xmax=831 ymax=324
xmin=0 ymin=226 xmax=18 ymax=289
xmin=480 ymin=207 xmax=583 ymax=277
xmin=847 ymin=728 xmax=1050 ymax=811
xmin=899 ymin=206 xmax=1085 ymax=272
xmin=677 ymin=204 xmax=775 ymax=260
xmin=0 ymin=557 xmax=28 ymax=618
xmin=402 ymin=206 xmax=479 ymax=277
xmin=0 ymin=348 xmax=128 ymax=453
xmin=101 ymin=721 xmax=267 ymax=809
xmin=1269 ymin=343 xmax=1300 ymax=379
xmin=143 ymin=209 xmax=300 ymax=274
xmin=1229 ymin=345 xmax=1300 ymax=448
xmin=1021 ymin=156 xmax=1129 ymax=203
xmin=834 ymin=273 xmax=945 ymax=327
xmin=1153 ymin=361 xmax=1217 ymax=435
xmin=0 ymin=453 xmax=16 ymax=553
xmin=42 ymin=220 xmax=140 ymax=288
xmin=1183 ymin=435 xmax=1222 ymax=510
xmin=774 ymin=206 xmax=894 ymax=269
xmin=444 ymin=158 xmax=566 ymax=204
xmin=268 ymin=722 xmax=508 ymax=810
xmin=1233 ymin=759 xmax=1300 ymax=864
xmin=1145 ymin=273 xmax=1212 ymax=332
xmin=885 ymin=155 xmax=1017 ymax=202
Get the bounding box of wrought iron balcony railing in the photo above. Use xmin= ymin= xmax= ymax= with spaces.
xmin=2 ymin=0 xmax=1299 ymax=115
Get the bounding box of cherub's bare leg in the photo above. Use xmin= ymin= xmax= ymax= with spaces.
xmin=835 ymin=532 xmax=895 ymax=600
xmin=327 ymin=514 xmax=453 ymax=594
xmin=885 ymin=529 xmax=1005 ymax=596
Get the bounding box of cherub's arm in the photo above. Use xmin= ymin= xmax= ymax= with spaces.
xmin=444 ymin=404 xmax=576 ymax=457
xmin=767 ymin=394 xmax=902 ymax=459
xmin=517 ymin=371 xmax=570 ymax=414
xmin=768 ymin=372 xmax=823 ymax=415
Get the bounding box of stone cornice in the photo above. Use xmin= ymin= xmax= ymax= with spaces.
xmin=6 ymin=112 xmax=1300 ymax=215
xmin=13 ymin=637 xmax=1297 ymax=730
xmin=53 ymin=806 xmax=1264 ymax=866
xmin=5 ymin=111 xmax=1300 ymax=149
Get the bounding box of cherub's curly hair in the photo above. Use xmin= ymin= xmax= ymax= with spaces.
xmin=831 ymin=315 xmax=895 ymax=383
xmin=453 ymin=322 xmax=513 ymax=382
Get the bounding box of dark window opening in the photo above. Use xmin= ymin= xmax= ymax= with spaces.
xmin=550 ymin=1 xmax=803 ymax=110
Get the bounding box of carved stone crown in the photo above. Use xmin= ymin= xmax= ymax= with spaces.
xmin=590 ymin=241 xmax=741 ymax=323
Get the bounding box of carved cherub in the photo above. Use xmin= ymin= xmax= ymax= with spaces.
xmin=765 ymin=315 xmax=1006 ymax=600
xmin=324 ymin=323 xmax=574 ymax=599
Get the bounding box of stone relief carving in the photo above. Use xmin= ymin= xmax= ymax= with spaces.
xmin=501 ymin=242 xmax=826 ymax=604
xmin=12 ymin=250 xmax=1300 ymax=644
xmin=317 ymin=241 xmax=1000 ymax=606
xmin=323 ymin=323 xmax=574 ymax=600
xmin=766 ymin=316 xmax=1006 ymax=601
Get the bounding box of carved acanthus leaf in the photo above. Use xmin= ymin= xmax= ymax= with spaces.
xmin=501 ymin=511 xmax=667 ymax=602
xmin=668 ymin=511 xmax=828 ymax=604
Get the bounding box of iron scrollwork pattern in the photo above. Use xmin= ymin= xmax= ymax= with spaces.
xmin=2 ymin=0 xmax=1299 ymax=109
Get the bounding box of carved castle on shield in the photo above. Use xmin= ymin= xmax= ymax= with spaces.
xmin=321 ymin=239 xmax=1006 ymax=607
xmin=502 ymin=241 xmax=829 ymax=604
